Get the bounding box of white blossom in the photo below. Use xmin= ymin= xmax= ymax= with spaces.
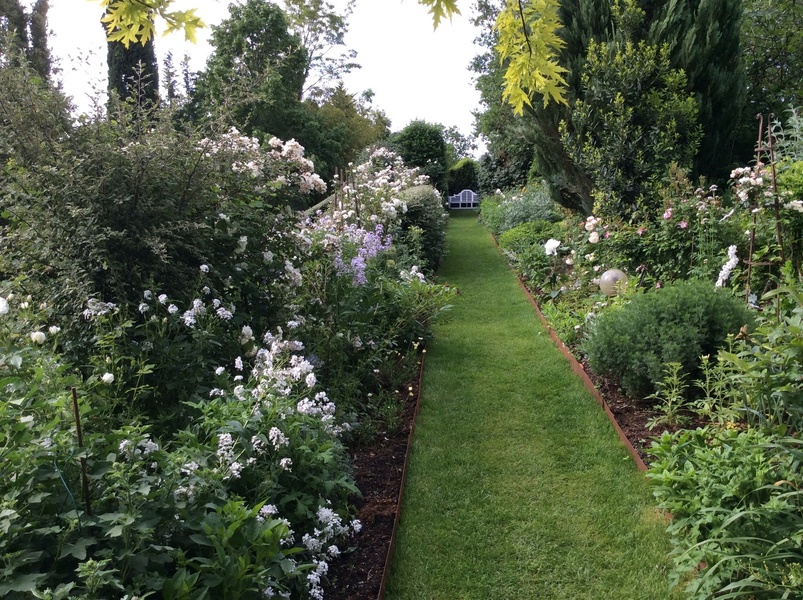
xmin=544 ymin=238 xmax=561 ymax=256
xmin=715 ymin=245 xmax=739 ymax=288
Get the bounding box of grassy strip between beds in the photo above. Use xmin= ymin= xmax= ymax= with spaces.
xmin=384 ymin=211 xmax=682 ymax=600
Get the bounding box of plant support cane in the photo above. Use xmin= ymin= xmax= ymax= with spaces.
xmin=71 ymin=387 xmax=93 ymax=516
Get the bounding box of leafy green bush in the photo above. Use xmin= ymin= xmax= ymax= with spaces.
xmin=718 ymin=285 xmax=803 ymax=430
xmin=399 ymin=185 xmax=448 ymax=273
xmin=389 ymin=120 xmax=448 ymax=191
xmin=585 ymin=279 xmax=753 ymax=398
xmin=447 ymin=157 xmax=479 ymax=196
xmin=479 ymin=184 xmax=561 ymax=236
xmin=498 ymin=220 xmax=561 ymax=255
xmin=649 ymin=427 xmax=803 ymax=598
xmin=562 ymin=36 xmax=702 ymax=221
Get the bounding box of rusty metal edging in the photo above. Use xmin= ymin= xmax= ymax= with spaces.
xmin=490 ymin=233 xmax=648 ymax=472
xmin=377 ymin=353 xmax=427 ymax=600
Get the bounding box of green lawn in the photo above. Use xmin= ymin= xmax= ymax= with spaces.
xmin=385 ymin=211 xmax=681 ymax=600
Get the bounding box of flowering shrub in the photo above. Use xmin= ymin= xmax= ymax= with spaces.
xmin=337 ymin=146 xmax=428 ymax=229
xmin=0 ymin=91 xmax=321 ymax=355
xmin=0 ymin=293 xmax=360 ymax=599
xmin=291 ymin=210 xmax=455 ymax=426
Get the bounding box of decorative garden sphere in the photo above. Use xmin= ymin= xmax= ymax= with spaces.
xmin=599 ymin=269 xmax=628 ymax=296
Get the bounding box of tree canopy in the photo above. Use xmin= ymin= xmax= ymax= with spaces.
xmin=95 ymin=0 xmax=567 ymax=112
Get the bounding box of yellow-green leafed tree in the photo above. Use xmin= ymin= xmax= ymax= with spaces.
xmin=98 ymin=0 xmax=205 ymax=46
xmin=94 ymin=0 xmax=566 ymax=110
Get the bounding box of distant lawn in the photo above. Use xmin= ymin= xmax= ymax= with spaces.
xmin=385 ymin=211 xmax=680 ymax=600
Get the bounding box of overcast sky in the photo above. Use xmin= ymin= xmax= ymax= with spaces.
xmin=47 ymin=0 xmax=485 ymax=142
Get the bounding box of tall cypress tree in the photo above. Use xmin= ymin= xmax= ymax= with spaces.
xmin=0 ymin=0 xmax=28 ymax=56
xmin=648 ymin=0 xmax=745 ymax=177
xmin=1 ymin=0 xmax=51 ymax=79
xmin=28 ymin=0 xmax=50 ymax=80
xmin=105 ymin=11 xmax=159 ymax=106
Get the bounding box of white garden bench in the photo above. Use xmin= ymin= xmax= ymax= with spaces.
xmin=448 ymin=189 xmax=479 ymax=209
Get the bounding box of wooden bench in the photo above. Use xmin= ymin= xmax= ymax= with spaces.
xmin=448 ymin=189 xmax=479 ymax=209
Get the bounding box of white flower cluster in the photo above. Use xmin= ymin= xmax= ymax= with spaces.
xmin=267 ymin=137 xmax=327 ymax=194
xmin=216 ymin=432 xmax=245 ymax=480
xmin=82 ymin=298 xmax=118 ymax=320
xmin=199 ymin=129 xmax=326 ymax=194
xmin=268 ymin=427 xmax=289 ymax=450
xmin=181 ymin=298 xmax=206 ymax=327
xmin=118 ymin=435 xmax=159 ymax=459
xmin=399 ymin=265 xmax=426 ymax=283
xmin=544 ymin=238 xmax=561 ymax=256
xmin=785 ymin=199 xmax=803 ymax=213
xmin=339 ymin=147 xmax=425 ymax=226
xmin=296 ymin=391 xmax=336 ymax=424
xmin=730 ymin=164 xmax=773 ymax=204
xmin=715 ymin=245 xmax=739 ymax=288
xmin=379 ymin=198 xmax=408 ymax=221
xmin=301 ymin=506 xmax=363 ymax=600
xmin=284 ymin=260 xmax=303 ymax=287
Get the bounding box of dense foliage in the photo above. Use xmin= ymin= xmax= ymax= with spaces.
xmin=584 ymin=279 xmax=752 ymax=398
xmin=390 ymin=120 xmax=449 ymax=192
xmin=650 ymin=427 xmax=803 ymax=598
xmin=447 ymin=157 xmax=479 ymax=196
xmin=473 ymin=0 xmax=745 ymax=214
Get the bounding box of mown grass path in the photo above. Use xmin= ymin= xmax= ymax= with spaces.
xmin=385 ymin=212 xmax=680 ymax=600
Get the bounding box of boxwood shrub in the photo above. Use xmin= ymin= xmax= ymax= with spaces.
xmin=584 ymin=279 xmax=753 ymax=398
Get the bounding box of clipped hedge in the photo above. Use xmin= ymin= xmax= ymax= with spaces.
xmin=399 ymin=185 xmax=448 ymax=273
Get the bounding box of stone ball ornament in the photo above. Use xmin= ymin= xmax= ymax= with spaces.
xmin=599 ymin=269 xmax=628 ymax=296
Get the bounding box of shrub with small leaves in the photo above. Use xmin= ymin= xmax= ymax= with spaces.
xmin=584 ymin=279 xmax=753 ymax=398
xmin=479 ymin=184 xmax=561 ymax=237
xmin=398 ymin=184 xmax=448 ymax=273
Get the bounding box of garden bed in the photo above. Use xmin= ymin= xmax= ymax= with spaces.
xmin=324 ymin=373 xmax=421 ymax=600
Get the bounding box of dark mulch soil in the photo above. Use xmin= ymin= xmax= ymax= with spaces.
xmin=324 ymin=345 xmax=673 ymax=600
xmin=322 ymin=382 xmax=420 ymax=600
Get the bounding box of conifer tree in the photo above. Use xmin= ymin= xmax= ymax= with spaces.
xmin=1 ymin=0 xmax=51 ymax=79
xmin=28 ymin=0 xmax=49 ymax=79
xmin=648 ymin=0 xmax=745 ymax=177
xmin=0 ymin=0 xmax=28 ymax=58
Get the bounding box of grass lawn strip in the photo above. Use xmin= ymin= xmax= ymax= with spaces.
xmin=385 ymin=212 xmax=681 ymax=600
